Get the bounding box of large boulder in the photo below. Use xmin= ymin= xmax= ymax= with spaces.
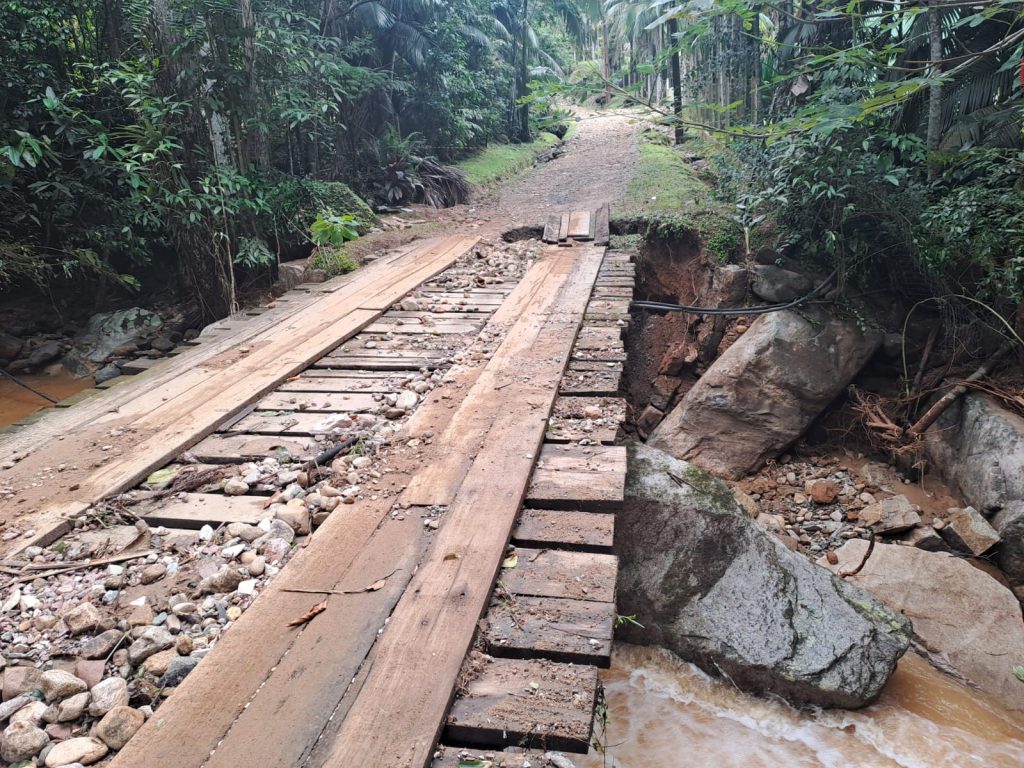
xmin=924 ymin=393 xmax=1024 ymax=512
xmin=616 ymin=444 xmax=911 ymax=709
xmin=924 ymin=394 xmax=1024 ymax=589
xmin=648 ymin=308 xmax=882 ymax=479
xmin=65 ymin=308 xmax=164 ymax=372
xmin=823 ymin=540 xmax=1024 ymax=711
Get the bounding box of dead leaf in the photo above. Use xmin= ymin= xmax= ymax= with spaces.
xmin=444 ymin=553 xmax=459 ymax=561
xmin=366 ymin=578 xmax=387 ymax=592
xmin=287 ymin=599 xmax=327 ymax=627
xmin=502 ymin=554 xmax=518 ymax=569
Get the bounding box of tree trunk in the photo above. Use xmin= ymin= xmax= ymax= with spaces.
xmin=926 ymin=0 xmax=943 ymax=181
xmin=515 ymin=0 xmax=530 ymax=142
xmin=750 ymin=8 xmax=761 ymax=123
xmin=667 ymin=18 xmax=684 ymax=143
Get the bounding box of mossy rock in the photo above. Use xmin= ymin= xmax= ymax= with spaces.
xmin=309 ymin=246 xmax=359 ymax=277
xmin=262 ymin=178 xmax=375 ymax=260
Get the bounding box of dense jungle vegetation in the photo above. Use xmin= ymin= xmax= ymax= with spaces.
xmin=1 ymin=0 xmax=1022 ymax=327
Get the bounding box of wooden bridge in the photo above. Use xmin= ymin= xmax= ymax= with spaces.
xmin=1 ymin=207 xmax=634 ymax=767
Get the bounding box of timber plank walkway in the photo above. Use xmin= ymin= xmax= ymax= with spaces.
xmin=3 ymin=216 xmax=635 ymax=768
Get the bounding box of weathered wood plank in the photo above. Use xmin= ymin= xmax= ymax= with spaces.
xmin=256 ymin=391 xmax=381 ymax=413
xmin=513 ymin=508 xmax=614 ymax=552
xmin=574 ymin=326 xmax=624 ymax=350
xmin=278 ymin=376 xmax=401 ymax=393
xmin=139 ymin=493 xmax=267 ymax=529
xmin=567 ymin=211 xmax=591 ymax=240
xmin=363 ymin=321 xmax=481 ymax=335
xmin=557 ymin=213 xmax=570 ymax=242
xmin=542 ymin=214 xmax=560 ymax=244
xmin=545 ymin=396 xmax=625 ymax=445
xmin=594 ymin=203 xmax=610 ymax=246
xmin=558 ymin=369 xmax=621 ymax=397
xmin=226 ymin=411 xmax=367 ymax=436
xmin=444 ymin=658 xmax=599 ymax=752
xmin=500 ymin=548 xmax=616 ymax=603
xmin=187 ymin=433 xmax=319 ymax=464
xmin=525 ymin=444 xmax=626 ymax=511
xmin=485 ymin=595 xmax=613 ymax=666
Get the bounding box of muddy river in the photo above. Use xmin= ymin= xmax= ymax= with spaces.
xmin=577 ymin=644 xmax=1024 ymax=768
xmin=0 ymin=371 xmax=92 ymax=428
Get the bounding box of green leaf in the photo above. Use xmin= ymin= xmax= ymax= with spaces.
xmin=501 ymin=553 xmax=518 ymax=569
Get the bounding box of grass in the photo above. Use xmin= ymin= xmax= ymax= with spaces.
xmin=617 ymin=130 xmax=743 ymax=262
xmin=456 ymin=131 xmax=561 ymax=187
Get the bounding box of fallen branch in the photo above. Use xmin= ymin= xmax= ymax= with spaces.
xmin=0 ymin=550 xmax=156 ymax=589
xmin=908 ymin=340 xmax=1014 ymax=436
xmin=287 ymin=599 xmax=327 ymax=627
xmin=910 ymin=324 xmax=940 ymax=398
xmin=840 ymin=533 xmax=875 ymax=578
xmin=281 ymin=568 xmax=400 ymax=595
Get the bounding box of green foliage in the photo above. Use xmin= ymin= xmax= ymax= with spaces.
xmin=310 ymin=213 xmax=362 ymax=247
xmin=456 ymin=131 xmax=559 ymax=186
xmin=263 ymin=178 xmax=374 ymax=255
xmin=309 ymin=246 xmax=359 ymax=276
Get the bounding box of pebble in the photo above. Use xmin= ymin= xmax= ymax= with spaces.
xmin=197 ymin=567 xmax=245 ymax=596
xmin=95 ymin=706 xmax=145 ymax=750
xmin=140 ymin=563 xmax=167 ymax=584
xmin=223 ymin=478 xmax=250 ymax=496
xmin=127 ymin=626 xmax=174 ymax=665
xmin=0 ymin=721 xmax=49 ymax=763
xmin=53 ymin=691 xmax=90 ymax=722
xmin=43 ymin=736 xmax=108 ymax=767
xmin=88 ymin=677 xmax=129 ymax=717
xmin=11 ymin=700 xmax=47 ymax=726
xmin=64 ymin=603 xmax=102 ymax=636
xmin=40 ymin=670 xmax=88 ymax=702
xmin=160 ymin=655 xmax=199 ymax=688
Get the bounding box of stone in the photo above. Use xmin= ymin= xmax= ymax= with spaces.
xmin=896 ymin=526 xmax=947 ymax=551
xmin=992 ymin=501 xmax=1024 ymax=588
xmin=859 ymin=495 xmax=922 ymax=535
xmin=87 ymin=677 xmax=129 ymax=717
xmin=73 ymin=660 xmax=105 ymax=690
xmin=126 ymin=626 xmax=174 ymax=665
xmin=823 ymin=540 xmax=1024 ymax=711
xmin=223 ymin=478 xmax=250 ymax=496
xmin=2 ymin=666 xmax=43 ymax=701
xmin=71 ymin=308 xmax=163 ymax=364
xmin=142 ymin=649 xmax=177 ymax=677
xmin=940 ymin=506 xmax=1000 ymax=556
xmin=80 ymin=629 xmax=124 ymax=659
xmin=95 ymin=706 xmax=145 ymax=750
xmin=1 ymin=721 xmax=49 ymax=763
xmin=923 ymin=393 xmax=1024 ymax=512
xmin=160 ymin=655 xmax=199 ymax=688
xmin=275 ymin=502 xmax=311 ymax=535
xmin=0 ymin=332 xmax=23 ymax=360
xmin=733 ymin=489 xmax=759 ymax=518
xmin=140 ymin=563 xmax=167 ymax=585
xmin=43 ymin=736 xmax=108 ymax=767
xmin=40 ymin=670 xmax=88 ymax=702
xmin=807 ymin=479 xmax=839 ymax=504
xmin=10 ymin=700 xmax=47 ymax=726
xmin=54 ymin=691 xmax=90 ymax=722
xmin=648 ymin=309 xmax=882 ymax=479
xmin=616 ymin=444 xmax=910 ymax=709
xmin=749 ymin=264 xmax=813 ymax=303
xmin=64 ymin=603 xmax=103 ymax=636
xmin=247 ymin=556 xmax=266 ymax=577
xmin=197 ymin=567 xmax=245 ymax=595
xmin=150 ymin=334 xmax=175 ymax=353
xmin=28 ymin=341 xmax=63 ymax=368
xmin=94 ymin=363 xmax=121 ymax=384
xmin=175 ymin=635 xmax=193 ymax=656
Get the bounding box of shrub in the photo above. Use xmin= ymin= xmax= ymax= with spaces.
xmin=309 ymin=246 xmax=359 ymax=277
xmin=261 ymin=177 xmax=375 ymax=259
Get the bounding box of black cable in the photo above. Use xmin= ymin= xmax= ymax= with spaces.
xmin=629 ymin=268 xmax=838 ymax=317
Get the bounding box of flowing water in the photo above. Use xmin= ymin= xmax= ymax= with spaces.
xmin=577 ymin=644 xmax=1024 ymax=768
xmin=0 ymin=371 xmax=93 ymax=428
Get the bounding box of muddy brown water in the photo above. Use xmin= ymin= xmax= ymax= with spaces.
xmin=577 ymin=644 xmax=1024 ymax=768
xmin=0 ymin=371 xmax=93 ymax=428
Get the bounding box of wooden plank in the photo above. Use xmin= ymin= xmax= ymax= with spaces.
xmin=525 ymin=444 xmax=626 ymax=511
xmin=568 ymin=360 xmax=622 ymax=373
xmin=119 ymin=357 xmax=163 ymax=374
xmin=226 ymin=411 xmax=367 ymax=436
xmin=571 ymin=349 xmax=627 ymax=362
xmin=327 ymin=346 xmax=449 ymax=359
xmin=257 ymin=391 xmax=381 ymax=413
xmin=432 ymin=748 xmax=546 ymax=768
xmin=566 ymin=211 xmax=591 ymax=240
xmin=363 ymin=322 xmax=480 ymax=335
xmin=574 ymin=326 xmax=623 ymax=350
xmin=443 ymin=658 xmax=599 ymax=752
xmin=542 ymin=214 xmax=560 ymax=244
xmin=545 ymin=396 xmax=625 ymax=445
xmin=139 ymin=493 xmax=267 ymax=529
xmin=187 ymin=434 xmax=319 ymax=464
xmin=310 ymin=357 xmax=442 ymax=371
xmin=594 ymin=203 xmax=610 ymax=246
xmin=485 ymin=595 xmax=613 ymax=666
xmin=319 ymin=246 xmax=605 ymax=768
xmin=513 ymin=509 xmax=614 ymax=552
xmin=278 ymin=376 xmax=401 ymax=393
xmin=558 ymin=369 xmax=621 ymax=397
xmin=557 ymin=213 xmax=569 ymax=242
xmin=500 ymin=548 xmax=616 ymax=603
